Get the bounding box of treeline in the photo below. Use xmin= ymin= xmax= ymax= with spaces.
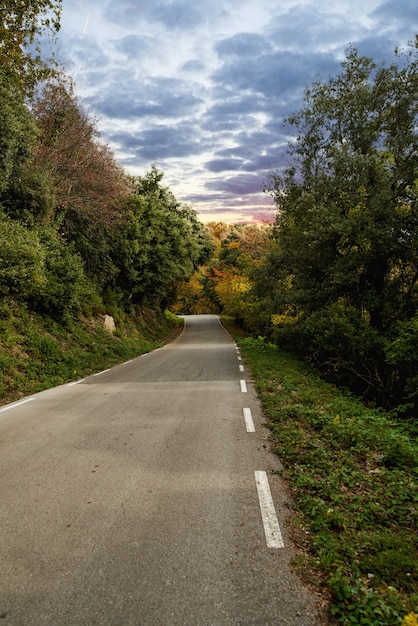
xmin=0 ymin=1 xmax=213 ymax=323
xmin=178 ymin=42 xmax=418 ymax=417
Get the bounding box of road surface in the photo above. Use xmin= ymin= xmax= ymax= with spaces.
xmin=0 ymin=315 xmax=321 ymax=625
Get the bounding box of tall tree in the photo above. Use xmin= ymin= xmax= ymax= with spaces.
xmin=260 ymin=41 xmax=418 ymax=406
xmin=33 ymin=78 xmax=131 ymax=258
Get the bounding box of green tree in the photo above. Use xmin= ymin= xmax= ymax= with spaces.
xmin=261 ymin=42 xmax=418 ymax=407
xmin=29 ymin=226 xmax=90 ymax=321
xmin=0 ymin=75 xmax=39 ymax=198
xmin=108 ymin=168 xmax=214 ymax=309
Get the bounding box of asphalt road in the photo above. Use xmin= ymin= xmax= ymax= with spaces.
xmin=0 ymin=314 xmax=321 ymax=625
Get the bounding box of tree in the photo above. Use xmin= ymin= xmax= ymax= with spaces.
xmin=0 ymin=0 xmax=61 ymax=93
xmin=261 ymin=41 xmax=418 ymax=407
xmin=108 ymin=168 xmax=214 ymax=309
xmin=0 ymin=217 xmax=45 ymax=299
xmin=0 ymin=74 xmax=39 ymax=197
xmin=32 ymin=79 xmax=130 ymax=229
xmin=29 ymin=79 xmax=131 ymax=287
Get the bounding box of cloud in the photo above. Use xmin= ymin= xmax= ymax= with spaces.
xmin=371 ymin=0 xmax=418 ymax=28
xmin=206 ymin=173 xmax=265 ymax=196
xmin=84 ymin=76 xmax=204 ymax=120
xmin=55 ymin=0 xmax=414 ymax=223
xmin=212 ymin=48 xmax=339 ymax=100
xmin=205 ymin=158 xmax=245 ymax=173
xmin=112 ymin=34 xmax=154 ymax=58
xmin=215 ymin=32 xmax=273 ymax=58
xmin=57 ymin=32 xmax=111 ymax=70
xmin=265 ymin=5 xmax=364 ymax=53
xmin=148 ymin=1 xmax=207 ymax=30
xmin=109 ymin=122 xmax=207 ymax=161
xmin=103 ymin=0 xmax=207 ymax=30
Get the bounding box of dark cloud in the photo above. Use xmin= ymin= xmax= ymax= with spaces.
xmin=109 ymin=123 xmax=206 ymax=161
xmin=84 ymin=77 xmax=204 ymax=120
xmin=148 ymin=1 xmax=207 ymax=30
xmin=104 ymin=0 xmax=206 ymax=30
xmin=371 ymin=0 xmax=418 ymax=28
xmin=181 ymin=60 xmax=206 ymax=73
xmin=112 ymin=34 xmax=154 ymax=58
xmin=103 ymin=1 xmax=148 ymax=27
xmin=205 ymin=94 xmax=269 ymax=121
xmin=212 ymin=48 xmax=339 ymax=101
xmin=57 ymin=33 xmax=111 ymax=70
xmin=206 ymin=173 xmax=265 ymax=196
xmin=266 ymin=6 xmax=362 ymax=51
xmin=215 ymin=32 xmax=272 ymax=58
xmin=205 ymin=158 xmax=245 ymax=173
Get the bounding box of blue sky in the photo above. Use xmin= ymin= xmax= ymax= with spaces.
xmin=56 ymin=0 xmax=417 ymax=223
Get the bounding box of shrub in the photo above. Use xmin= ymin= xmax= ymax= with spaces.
xmin=29 ymin=227 xmax=91 ymax=321
xmin=0 ymin=217 xmax=45 ymax=298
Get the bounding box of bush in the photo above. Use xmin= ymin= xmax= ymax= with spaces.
xmin=0 ymin=217 xmax=45 ymax=298
xmin=385 ymin=315 xmax=418 ymax=411
xmin=273 ymin=303 xmax=386 ymax=401
xmin=29 ymin=227 xmax=91 ymax=321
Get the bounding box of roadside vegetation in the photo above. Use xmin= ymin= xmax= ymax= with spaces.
xmin=224 ymin=323 xmax=417 ymax=626
xmin=0 ymin=303 xmax=183 ymax=406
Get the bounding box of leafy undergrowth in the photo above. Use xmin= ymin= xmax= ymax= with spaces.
xmin=228 ymin=329 xmax=417 ymax=625
xmin=0 ymin=301 xmax=183 ymax=407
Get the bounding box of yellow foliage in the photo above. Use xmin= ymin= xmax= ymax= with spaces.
xmin=402 ymin=612 xmax=418 ymax=626
xmin=271 ymin=313 xmax=299 ymax=326
xmin=214 ymin=274 xmax=251 ymax=315
xmin=396 ymin=203 xmax=412 ymax=217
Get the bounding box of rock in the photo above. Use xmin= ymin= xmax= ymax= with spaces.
xmin=103 ymin=314 xmax=116 ymax=333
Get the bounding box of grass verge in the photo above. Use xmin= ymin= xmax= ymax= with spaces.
xmin=225 ymin=322 xmax=417 ymax=626
xmin=0 ymin=301 xmax=183 ymax=407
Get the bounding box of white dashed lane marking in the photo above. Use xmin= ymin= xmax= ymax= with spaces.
xmin=254 ymin=471 xmax=284 ymax=549
xmin=243 ymin=408 xmax=255 ymax=432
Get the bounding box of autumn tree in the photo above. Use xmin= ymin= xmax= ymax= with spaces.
xmin=0 ymin=0 xmax=61 ymax=216
xmin=26 ymin=79 xmax=131 ymax=286
xmin=178 ymin=223 xmax=271 ymax=324
xmin=32 ymin=79 xmax=130 ymax=226
xmin=0 ymin=0 xmax=61 ymax=93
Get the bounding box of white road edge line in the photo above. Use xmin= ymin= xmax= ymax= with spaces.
xmin=239 ymin=364 xmax=245 ymax=372
xmin=243 ymin=408 xmax=255 ymax=432
xmin=66 ymin=379 xmax=85 ymax=387
xmin=240 ymin=379 xmax=247 ymax=393
xmin=93 ymin=369 xmax=110 ymax=377
xmin=255 ymin=471 xmax=284 ymax=549
xmin=0 ymin=398 xmax=35 ymax=413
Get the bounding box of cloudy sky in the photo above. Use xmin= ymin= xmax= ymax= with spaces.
xmin=56 ymin=0 xmax=417 ymax=223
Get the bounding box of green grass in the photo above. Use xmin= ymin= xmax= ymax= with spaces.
xmin=225 ymin=324 xmax=417 ymax=626
xmin=0 ymin=301 xmax=183 ymax=406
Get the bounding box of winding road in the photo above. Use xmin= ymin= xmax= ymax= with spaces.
xmin=0 ymin=315 xmax=320 ymax=625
